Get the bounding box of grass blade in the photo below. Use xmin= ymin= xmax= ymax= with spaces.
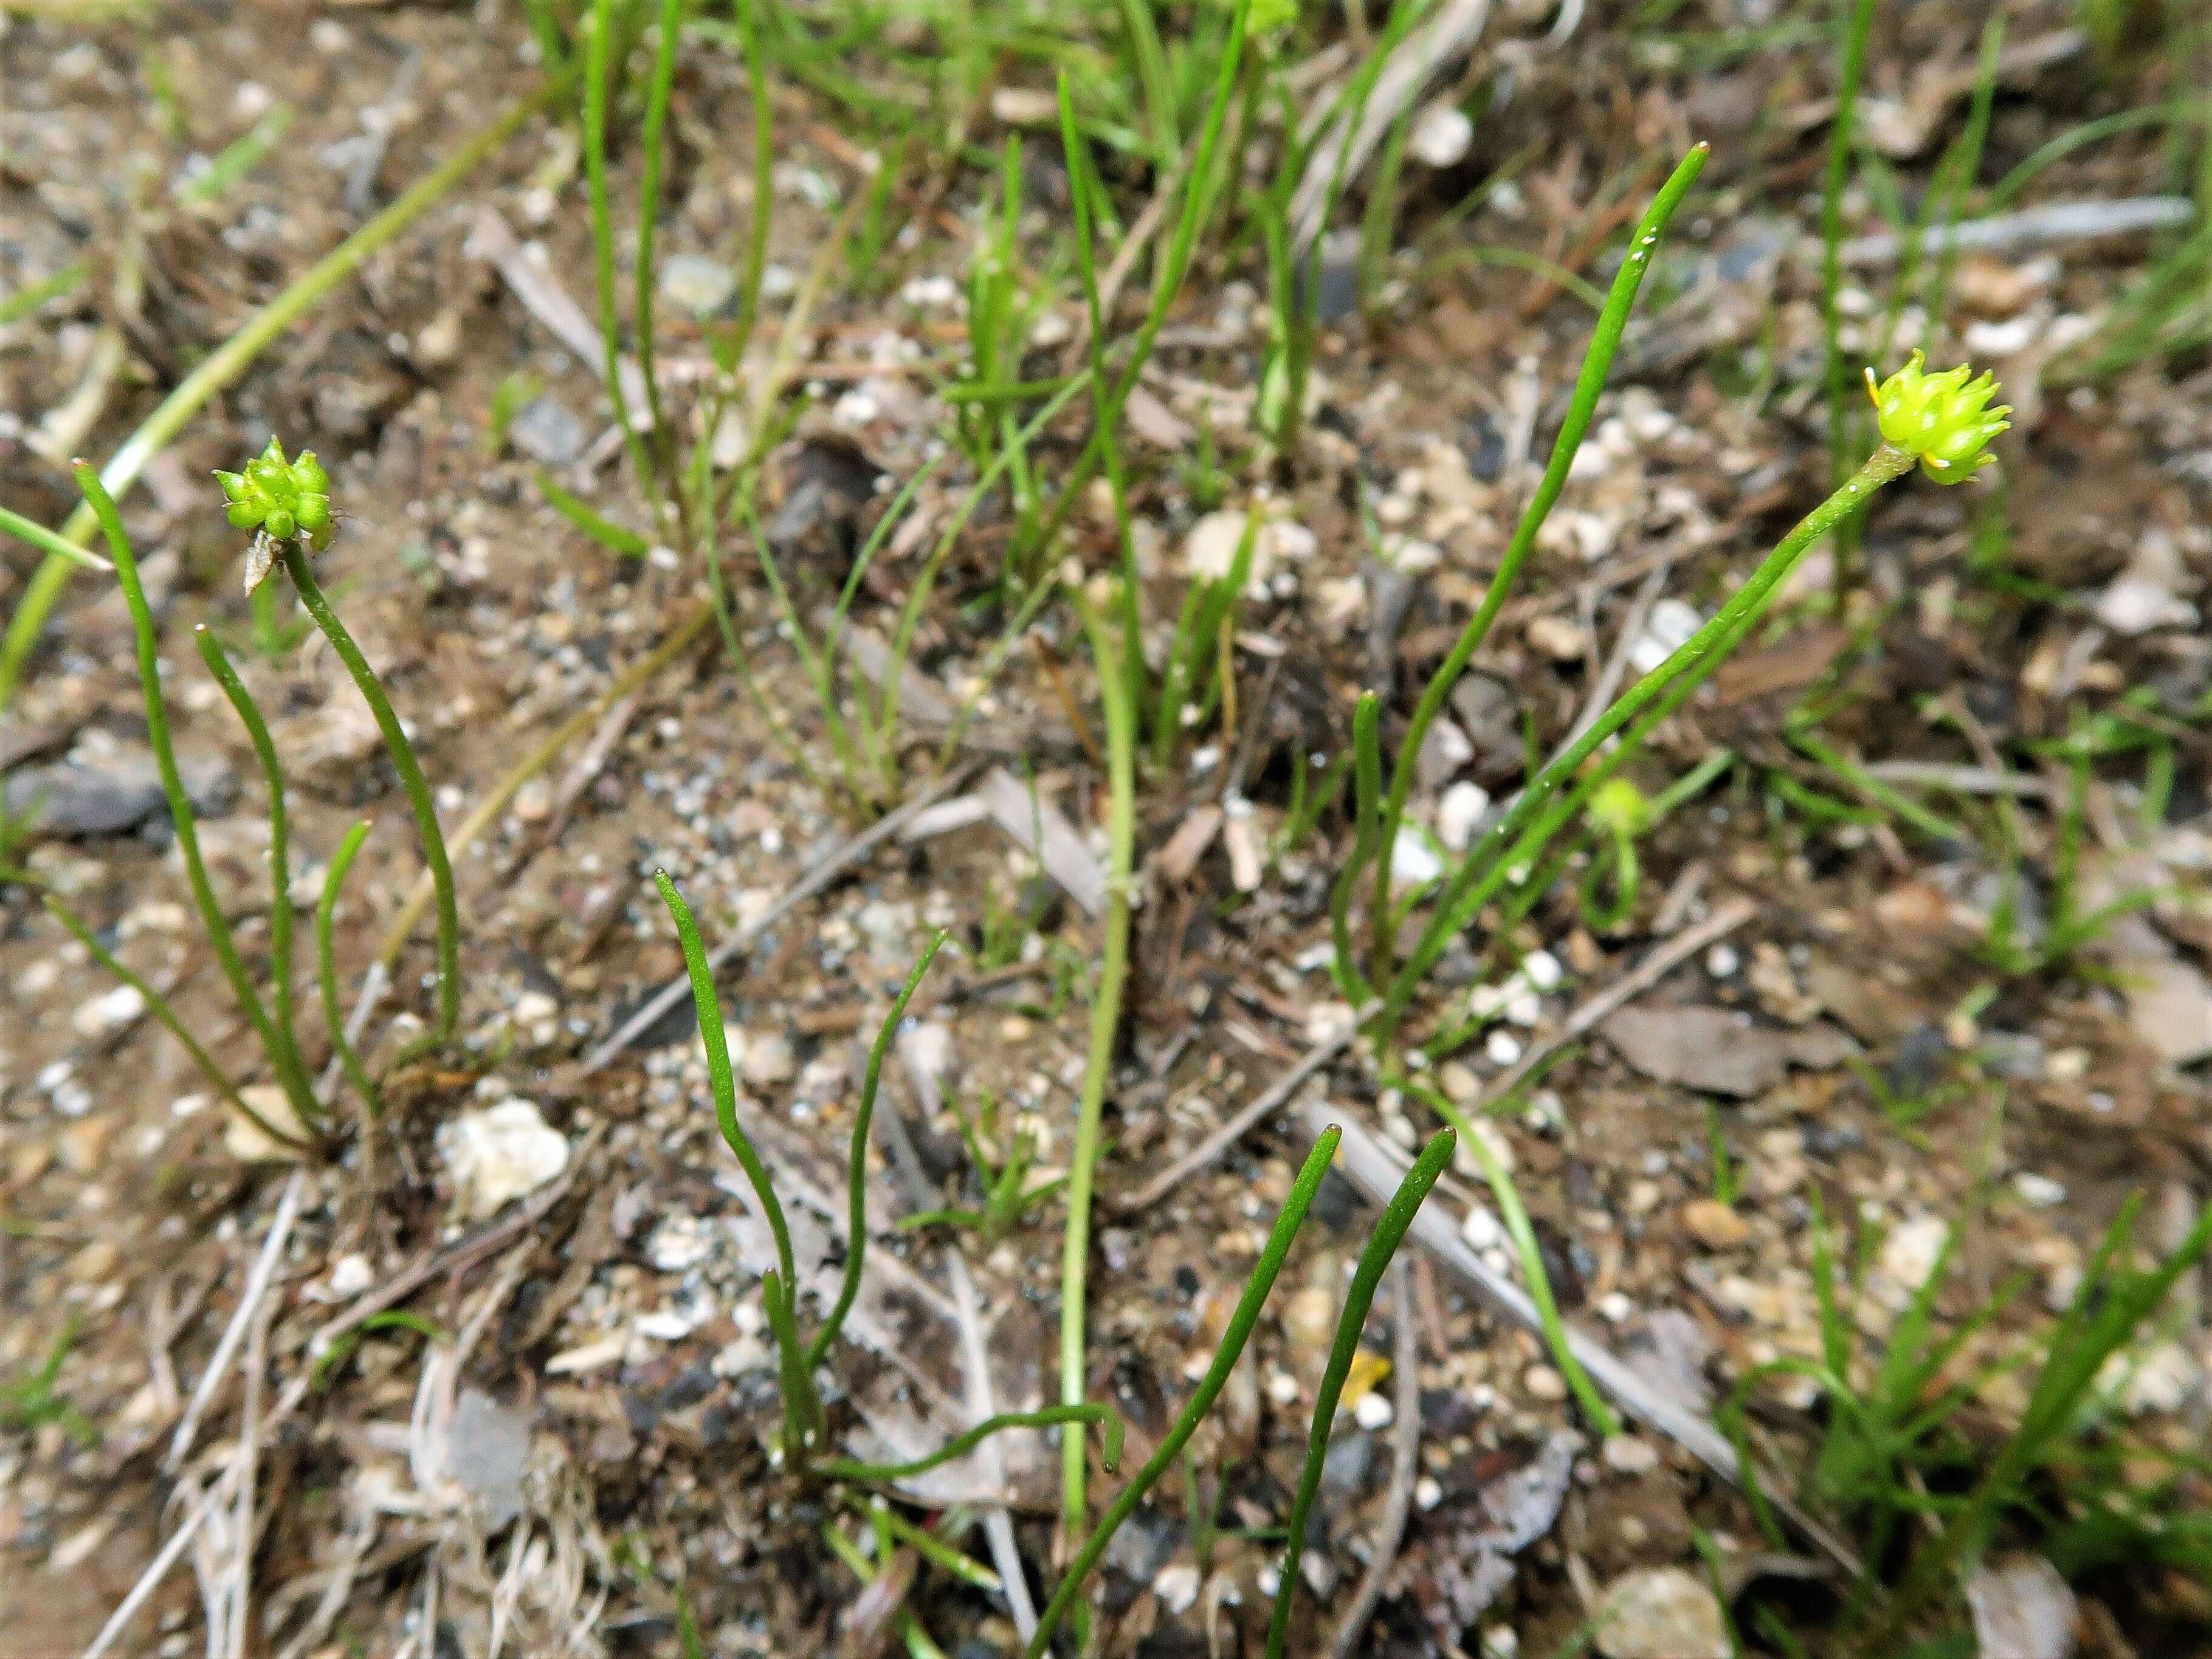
xmin=1368 ymin=143 xmax=1709 ymax=984
xmin=1028 ymin=1127 xmax=1343 ymax=1659
xmin=1264 ymin=1127 xmax=1455 ymax=1658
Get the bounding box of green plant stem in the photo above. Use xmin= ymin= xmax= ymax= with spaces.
xmin=1059 ymin=595 xmax=1137 ymax=1548
xmin=317 ymin=819 xmax=382 ymax=1119
xmin=805 ymin=932 xmax=948 ymax=1374
xmin=1264 ymin=1128 xmax=1455 ymax=1659
xmin=281 ymin=544 xmax=462 ymax=1043
xmin=39 ymin=896 xmax=298 ymax=1146
xmin=655 ymin=872 xmax=798 ymax=1293
xmin=1822 ymin=0 xmax=1879 ymax=495
xmin=1027 ymin=0 xmax=1253 ymax=565
xmin=585 ymin=0 xmax=667 ymax=534
xmin=194 ymin=625 xmax=318 ymax=1125
xmin=1328 ymin=690 xmax=1382 ymax=1001
xmin=1377 ymin=442 xmax=1917 ymax=1046
xmin=0 ymin=502 xmax=110 ymax=572
xmin=632 ymin=0 xmax=684 ymax=470
xmin=821 ymin=1404 xmax=1123 ymax=1486
xmin=1366 ymin=144 xmax=1709 ymax=986
xmin=657 ymin=871 xmax=813 ymax=1455
xmin=0 ymin=80 xmax=563 ymax=719
xmin=76 ymin=467 xmax=322 ymax=1135
xmin=1411 ymin=1082 xmax=1619 ymax=1435
xmin=1030 ymin=1128 xmax=1342 ymax=1659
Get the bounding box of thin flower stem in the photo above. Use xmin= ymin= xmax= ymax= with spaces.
xmin=317 ymin=819 xmax=383 ymax=1119
xmin=74 ymin=465 xmax=321 ymax=1135
xmin=1027 ymin=1127 xmax=1343 ymax=1659
xmin=1376 ymin=442 xmax=1917 ymax=1045
xmin=280 ymin=544 xmax=462 ymax=1043
xmin=194 ymin=625 xmax=318 ymax=1125
xmin=1264 ymin=1128 xmax=1455 ymax=1659
xmin=1059 ymin=593 xmax=1137 ymax=1545
xmin=819 ymin=1404 xmax=1123 ymax=1486
xmin=1366 ymin=144 xmax=1709 ymax=987
xmin=805 ymin=931 xmax=948 ymax=1375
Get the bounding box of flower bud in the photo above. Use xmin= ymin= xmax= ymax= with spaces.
xmin=1864 ymin=351 xmax=2009 ymax=484
xmin=212 ymin=436 xmax=334 ymax=554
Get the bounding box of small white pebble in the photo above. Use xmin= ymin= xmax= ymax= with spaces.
xmin=1353 ymin=1391 xmax=1394 ymax=1430
xmin=2014 ymin=1172 xmax=2067 ymax=1207
xmin=1598 ymin=1291 xmax=1634 ymax=1324
xmin=1602 ymin=1435 xmax=1659 ymax=1475
xmin=1485 ymin=1029 xmax=1523 ymax=1066
xmin=1463 ymin=1205 xmax=1506 ymax=1251
xmin=1521 ymin=949 xmax=1562 ymax=991
xmin=1503 ymin=989 xmax=1543 ymax=1028
xmin=1414 ymin=1475 xmax=1443 ymax=1511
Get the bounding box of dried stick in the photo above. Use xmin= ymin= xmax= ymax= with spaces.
xmin=580 ymin=764 xmax=980 ymax=1072
xmin=1116 ymin=1006 xmax=1367 ymax=1213
xmin=167 ymin=1172 xmax=305 ymax=1472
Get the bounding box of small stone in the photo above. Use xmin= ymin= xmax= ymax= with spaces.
xmin=1392 ymin=824 xmax=1444 ymax=887
xmin=1407 ymin=100 xmax=1474 ymax=168
xmin=1629 ymin=599 xmax=1703 ymax=675
xmin=1593 ymin=1567 xmax=1729 ymax=1659
xmin=660 ymin=253 xmax=739 ymax=318
xmin=511 ymin=778 xmax=552 ymax=822
xmin=1874 ymin=1214 xmax=1949 ymax=1305
xmin=225 ymin=1084 xmax=313 ymax=1162
xmin=1602 ymin=1435 xmax=1659 ymax=1475
xmin=1353 ymin=1391 xmax=1394 ymax=1430
xmin=328 ymin=1254 xmax=374 ymax=1297
xmin=1414 ymin=1475 xmax=1443 ymax=1510
xmin=2107 ymin=1341 xmax=2198 ymax=1417
xmin=56 ymin=1118 xmax=111 ymax=1173
xmin=2012 ymin=1172 xmax=2066 ymax=1208
xmin=1523 ymin=1364 xmax=1568 ymax=1402
xmin=1155 ymin=1562 xmax=1201 ymax=1614
xmin=1463 ymin=1204 xmax=1506 ymax=1251
xmin=440 ymin=1098 xmax=569 ymax=1220
xmin=1438 ymin=782 xmax=1491 ymax=851
xmin=990 ymin=85 xmax=1058 ymax=126
xmin=71 ymin=982 xmax=145 ymax=1040
xmin=1521 ymin=949 xmax=1562 ymax=992
xmin=508 ymin=396 xmax=588 ymax=466
xmin=1705 ymin=943 xmax=1739 ymax=978
xmin=443 ymin=1389 xmax=532 ymax=1530
xmin=740 ymin=1029 xmax=796 ymax=1086
xmin=1528 ymin=614 xmax=1590 ymax=661
xmin=1283 ymin=1283 xmax=1338 ymax=1355
xmin=1485 ymin=1028 xmax=1523 ymax=1066
xmin=1681 ymin=1199 xmax=1750 ymax=1250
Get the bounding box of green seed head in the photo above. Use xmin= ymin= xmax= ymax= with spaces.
xmin=1864 ymin=351 xmax=2010 ymax=484
xmin=1588 ymin=777 xmax=1652 ymax=839
xmin=212 ymin=436 xmax=334 ymax=550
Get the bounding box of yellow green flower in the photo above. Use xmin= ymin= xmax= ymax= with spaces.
xmin=215 ymin=437 xmax=332 ymax=547
xmin=1588 ymin=777 xmax=1651 ymax=839
xmin=1863 ymin=351 xmax=2009 ymax=484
